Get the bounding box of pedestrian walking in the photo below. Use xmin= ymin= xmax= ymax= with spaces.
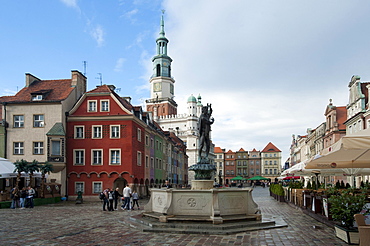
xmin=131 ymin=191 xmax=140 ymax=210
xmin=121 ymin=184 xmax=132 ymax=210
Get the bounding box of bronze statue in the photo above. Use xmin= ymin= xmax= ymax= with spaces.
xmin=198 ymin=104 xmax=214 ymax=162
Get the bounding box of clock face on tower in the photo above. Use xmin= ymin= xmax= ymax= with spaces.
xmin=154 ymin=82 xmax=162 ymax=92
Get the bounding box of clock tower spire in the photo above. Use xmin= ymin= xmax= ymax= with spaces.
xmin=146 ymin=11 xmax=177 ymax=118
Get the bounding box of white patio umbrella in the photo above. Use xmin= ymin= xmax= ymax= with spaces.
xmin=305 ymin=128 xmax=370 ymax=186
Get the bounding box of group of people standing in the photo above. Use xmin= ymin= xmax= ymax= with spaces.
xmin=100 ymin=184 xmax=140 ymax=211
xmin=10 ymin=186 xmax=35 ymax=209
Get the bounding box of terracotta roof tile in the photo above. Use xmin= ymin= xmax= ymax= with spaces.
xmin=214 ymin=147 xmax=224 ymax=153
xmin=261 ymin=142 xmax=281 ymax=152
xmin=1 ymin=79 xmax=74 ymax=104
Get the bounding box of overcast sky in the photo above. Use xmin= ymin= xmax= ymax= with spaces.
xmin=2 ymin=0 xmax=370 ymax=163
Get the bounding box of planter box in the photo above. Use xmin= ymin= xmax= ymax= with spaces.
xmin=334 ymin=225 xmax=359 ymax=245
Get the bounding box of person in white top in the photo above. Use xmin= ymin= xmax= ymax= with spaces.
xmin=121 ymin=184 xmax=132 ymax=210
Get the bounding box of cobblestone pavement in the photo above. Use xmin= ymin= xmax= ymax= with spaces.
xmin=0 ymin=186 xmax=348 ymax=246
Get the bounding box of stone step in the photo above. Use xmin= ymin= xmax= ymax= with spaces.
xmin=125 ymin=214 xmax=288 ymax=234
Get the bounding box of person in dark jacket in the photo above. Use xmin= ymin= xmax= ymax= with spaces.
xmin=113 ymin=187 xmax=122 ymax=211
xmin=102 ymin=188 xmax=109 ymax=211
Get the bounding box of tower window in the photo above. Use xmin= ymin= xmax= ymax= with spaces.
xmin=156 ymin=64 xmax=160 ymax=77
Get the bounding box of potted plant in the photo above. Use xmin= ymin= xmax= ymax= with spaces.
xmin=327 ymin=187 xmax=369 ymax=244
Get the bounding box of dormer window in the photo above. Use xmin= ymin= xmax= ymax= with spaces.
xmin=31 ymin=90 xmax=51 ymax=101
xmin=32 ymin=95 xmax=43 ymax=101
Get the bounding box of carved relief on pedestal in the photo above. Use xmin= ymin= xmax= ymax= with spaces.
xmin=176 ymin=195 xmax=209 ymax=210
xmin=153 ymin=194 xmax=166 ymax=209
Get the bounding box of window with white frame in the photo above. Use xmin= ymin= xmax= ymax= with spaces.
xmin=93 ymin=182 xmax=102 ymax=193
xmin=33 ymin=114 xmax=44 ymax=127
xmin=101 ymin=100 xmax=109 ymax=112
xmin=74 ymin=150 xmax=85 ymax=165
xmin=92 ymin=150 xmax=102 ymax=165
xmin=88 ymin=100 xmax=97 ymax=112
xmin=110 ymin=125 xmax=120 ymax=138
xmin=92 ymin=126 xmax=102 ymax=138
xmin=145 ymin=155 xmax=149 ymax=167
xmin=137 ymin=151 xmax=142 ymax=166
xmin=14 ymin=142 xmax=24 ymax=155
xmin=75 ymin=182 xmax=84 ymax=194
xmin=13 ymin=115 xmax=24 ymax=128
xmin=51 ymin=140 xmax=61 ymax=156
xmin=145 ymin=135 xmax=149 ymax=146
xmin=110 ymin=149 xmax=120 ymax=164
xmin=265 ymin=169 xmax=268 ymax=174
xmin=33 ymin=142 xmax=44 ymax=155
xmin=75 ymin=126 xmax=84 ymax=139
xmin=150 ymin=157 xmax=154 ymax=168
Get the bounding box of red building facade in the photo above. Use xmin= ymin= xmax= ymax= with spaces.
xmin=66 ymin=85 xmax=188 ymax=199
xmin=66 ymin=85 xmax=147 ymax=198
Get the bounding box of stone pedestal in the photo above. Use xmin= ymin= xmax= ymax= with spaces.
xmin=191 ymin=180 xmax=214 ymax=190
xmin=144 ymin=188 xmax=261 ymax=224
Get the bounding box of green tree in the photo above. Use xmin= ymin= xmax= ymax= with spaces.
xmin=39 ymin=163 xmax=53 ymax=198
xmin=13 ymin=159 xmax=28 ymax=188
xmin=27 ymin=160 xmax=40 ymax=188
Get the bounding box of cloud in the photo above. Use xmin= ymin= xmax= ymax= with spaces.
xmin=60 ymin=0 xmax=78 ymax=8
xmin=122 ymin=9 xmax=139 ymax=24
xmin=158 ymin=0 xmax=370 ymax=162
xmin=114 ymin=58 xmax=126 ymax=72
xmin=90 ymin=25 xmax=105 ymax=47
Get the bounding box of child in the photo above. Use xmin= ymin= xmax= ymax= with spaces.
xmin=131 ymin=191 xmax=140 ymax=210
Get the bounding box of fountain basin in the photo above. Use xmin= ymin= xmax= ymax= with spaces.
xmin=144 ymin=188 xmax=261 ymax=224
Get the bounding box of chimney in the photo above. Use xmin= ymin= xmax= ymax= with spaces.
xmin=122 ymin=97 xmax=131 ymax=103
xmin=71 ymin=70 xmax=87 ymax=97
xmin=107 ymin=85 xmax=116 ymax=91
xmin=25 ymin=73 xmax=41 ymax=87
